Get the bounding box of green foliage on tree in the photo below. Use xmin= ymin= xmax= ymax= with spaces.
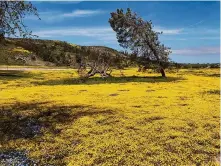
xmin=0 ymin=1 xmax=39 ymax=40
xmin=109 ymin=8 xmax=171 ymax=77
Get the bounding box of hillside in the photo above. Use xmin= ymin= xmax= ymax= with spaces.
xmin=0 ymin=38 xmax=124 ymax=67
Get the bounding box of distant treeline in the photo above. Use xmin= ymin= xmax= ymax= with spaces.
xmin=170 ymin=62 xmax=220 ymax=69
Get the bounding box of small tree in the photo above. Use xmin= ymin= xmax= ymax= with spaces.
xmin=0 ymin=1 xmax=40 ymax=41
xmin=109 ymin=8 xmax=171 ymax=77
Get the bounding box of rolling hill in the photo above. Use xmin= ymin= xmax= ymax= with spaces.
xmin=0 ymin=38 xmax=125 ymax=67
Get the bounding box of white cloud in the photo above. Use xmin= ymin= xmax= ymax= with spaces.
xmin=172 ymin=47 xmax=220 ymax=55
xmin=161 ymin=37 xmax=219 ymax=41
xmin=34 ymin=26 xmax=186 ymax=39
xmin=33 ymin=26 xmax=220 ymax=46
xmin=26 ymin=9 xmax=105 ymax=22
xmin=153 ymin=24 xmax=219 ymax=36
xmin=154 ymin=26 xmax=183 ymax=35
xmin=187 ymin=20 xmax=205 ymax=28
xmin=34 ymin=27 xmax=117 ymax=43
xmin=62 ymin=10 xmax=104 ymax=17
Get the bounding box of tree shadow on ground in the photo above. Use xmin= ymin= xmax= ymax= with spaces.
xmin=181 ymin=70 xmax=220 ymax=77
xmin=0 ymin=70 xmax=40 ymax=80
xmin=203 ymin=90 xmax=220 ymax=95
xmin=207 ymin=73 xmax=220 ymax=77
xmin=195 ymin=73 xmax=220 ymax=77
xmin=34 ymin=76 xmax=185 ymax=86
xmin=0 ymin=102 xmax=114 ymax=142
xmin=0 ymin=101 xmax=115 ymax=165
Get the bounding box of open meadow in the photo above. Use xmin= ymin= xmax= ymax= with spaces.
xmin=0 ymin=67 xmax=220 ymax=165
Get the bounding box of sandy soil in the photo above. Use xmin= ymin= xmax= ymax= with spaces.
xmin=0 ymin=67 xmax=70 ymax=71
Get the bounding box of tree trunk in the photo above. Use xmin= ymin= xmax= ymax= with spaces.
xmin=160 ymin=67 xmax=166 ymax=77
xmin=87 ymin=69 xmax=96 ymax=77
xmin=137 ymin=66 xmax=142 ymax=72
xmin=0 ymin=33 xmax=5 ymax=44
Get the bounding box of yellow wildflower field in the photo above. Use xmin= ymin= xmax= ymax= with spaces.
xmin=0 ymin=68 xmax=220 ymax=165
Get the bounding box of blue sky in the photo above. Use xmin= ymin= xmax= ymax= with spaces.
xmin=25 ymin=1 xmax=220 ymax=63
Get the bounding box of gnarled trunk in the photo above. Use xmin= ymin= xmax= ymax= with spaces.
xmin=79 ymin=63 xmax=112 ymax=78
xmin=160 ymin=67 xmax=166 ymax=77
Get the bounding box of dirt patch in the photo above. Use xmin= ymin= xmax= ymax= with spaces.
xmin=157 ymin=96 xmax=167 ymax=98
xmin=132 ymin=105 xmax=141 ymax=108
xmin=79 ymin=90 xmax=88 ymax=92
xmin=109 ymin=93 xmax=119 ymax=96
xmin=179 ymin=96 xmax=187 ymax=100
xmin=179 ymin=104 xmax=188 ymax=106
xmin=0 ymin=67 xmax=69 ymax=71
xmin=139 ymin=116 xmax=165 ymax=124
xmin=0 ymin=150 xmax=38 ymax=166
xmin=215 ymin=155 xmax=220 ymax=165
xmin=146 ymin=89 xmax=155 ymax=92
xmin=205 ymin=90 xmax=220 ymax=95
xmin=118 ymin=89 xmax=130 ymax=92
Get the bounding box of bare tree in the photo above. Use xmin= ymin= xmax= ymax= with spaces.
xmin=0 ymin=1 xmax=40 ymax=41
xmin=77 ymin=47 xmax=124 ymax=78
